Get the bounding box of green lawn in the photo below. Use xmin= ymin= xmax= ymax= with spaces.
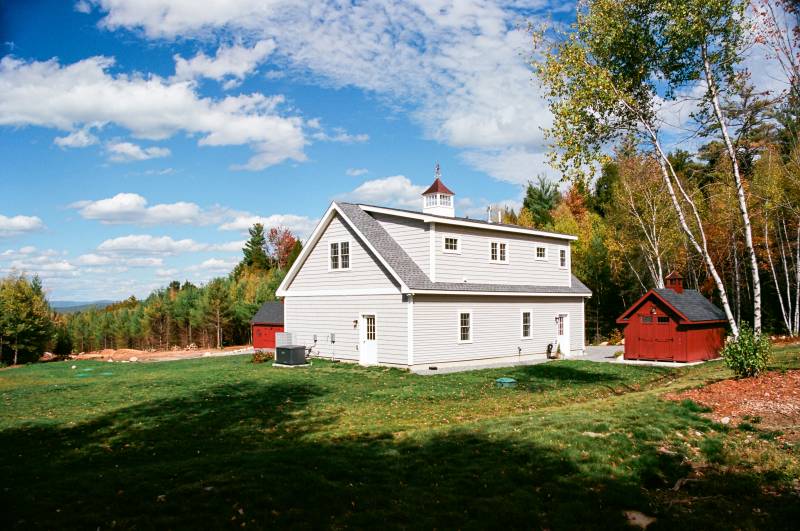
xmin=2 ymin=349 xmax=799 ymax=529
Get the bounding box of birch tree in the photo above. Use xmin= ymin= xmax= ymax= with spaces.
xmin=532 ymin=0 xmax=748 ymax=336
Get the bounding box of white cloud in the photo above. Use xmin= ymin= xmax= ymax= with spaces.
xmin=97 ymin=235 xmax=207 ymax=255
xmin=461 ymin=148 xmax=554 ymax=185
xmin=0 ymin=55 xmax=307 ymax=170
xmin=186 ymin=257 xmax=239 ymax=272
xmin=74 ymin=1 xmax=92 ymax=14
xmin=336 ymin=175 xmax=426 ymax=209
xmin=76 ymin=253 xmax=113 ymax=265
xmin=310 ymin=127 xmax=369 ymax=143
xmin=87 ymin=0 xmax=557 ymax=177
xmin=156 ymin=268 xmax=179 ymax=278
xmin=346 ymin=167 xmax=368 ymax=176
xmin=173 ymin=40 xmax=276 ymax=89
xmin=127 ymin=257 xmax=164 ymax=267
xmin=71 ymin=192 xmax=230 ymax=226
xmin=208 ymin=240 xmax=246 ymax=252
xmin=106 ymin=141 xmax=170 ymax=162
xmin=54 ymin=127 xmax=99 ymax=148
xmin=218 ymin=214 xmax=318 ymax=238
xmin=0 ymin=214 xmax=45 ymax=237
xmin=95 ymin=234 xmax=245 ymax=255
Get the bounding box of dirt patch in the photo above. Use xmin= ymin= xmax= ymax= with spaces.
xmin=72 ymin=345 xmax=251 ymax=362
xmin=668 ymin=370 xmax=800 ymax=442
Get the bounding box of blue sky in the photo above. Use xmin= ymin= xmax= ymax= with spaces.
xmin=1 ymin=1 xmax=581 ymax=300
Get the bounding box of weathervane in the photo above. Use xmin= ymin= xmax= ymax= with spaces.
xmin=434 ymin=161 xmax=441 ymax=179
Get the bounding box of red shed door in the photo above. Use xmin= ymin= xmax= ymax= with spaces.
xmin=638 ymin=315 xmax=674 ymax=360
xmin=253 ymin=324 xmax=282 ymax=349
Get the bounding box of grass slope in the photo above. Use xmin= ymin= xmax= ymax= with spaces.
xmin=2 ymin=349 xmax=799 ymax=529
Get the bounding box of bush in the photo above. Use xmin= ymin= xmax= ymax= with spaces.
xmin=608 ymin=328 xmax=624 ymax=346
xmin=251 ymin=350 xmax=274 ymax=364
xmin=721 ymin=324 xmax=771 ymax=378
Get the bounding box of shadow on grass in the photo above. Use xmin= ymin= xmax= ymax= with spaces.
xmin=1 ymin=381 xmax=797 ymax=530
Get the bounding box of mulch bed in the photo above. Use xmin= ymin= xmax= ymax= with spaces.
xmin=667 ymin=370 xmax=800 ymax=443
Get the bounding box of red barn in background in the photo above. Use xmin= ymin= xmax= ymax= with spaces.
xmin=251 ymin=301 xmax=284 ymax=350
xmin=617 ymin=272 xmax=727 ymax=362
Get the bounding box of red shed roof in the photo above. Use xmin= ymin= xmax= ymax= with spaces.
xmin=617 ymin=289 xmax=727 ymax=324
xmin=422 ymin=177 xmax=454 ymax=196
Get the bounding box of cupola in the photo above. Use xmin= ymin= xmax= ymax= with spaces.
xmin=422 ymin=163 xmax=455 ymax=217
xmin=665 ymin=271 xmax=684 ymax=293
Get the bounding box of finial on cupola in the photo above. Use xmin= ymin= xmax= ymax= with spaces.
xmin=422 ymin=162 xmax=455 ymax=217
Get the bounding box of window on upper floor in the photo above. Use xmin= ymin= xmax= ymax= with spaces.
xmin=560 ymin=249 xmax=567 ymax=268
xmin=329 ymin=241 xmax=350 ymax=270
xmin=425 ymin=195 xmax=436 ymax=208
xmin=443 ymin=236 xmax=460 ymax=253
xmin=536 ymin=246 xmax=547 ymax=260
xmin=490 ymin=241 xmax=508 ymax=263
xmin=440 ymin=194 xmax=452 ymax=207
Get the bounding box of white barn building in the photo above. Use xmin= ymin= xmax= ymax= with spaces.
xmin=276 ymin=174 xmax=591 ymax=371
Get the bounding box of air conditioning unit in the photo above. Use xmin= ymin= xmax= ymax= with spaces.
xmin=275 ymin=345 xmax=308 ymax=367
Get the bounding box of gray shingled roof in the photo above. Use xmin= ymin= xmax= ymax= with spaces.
xmin=250 ymin=301 xmax=284 ymax=324
xmin=653 ymin=289 xmax=727 ymax=322
xmin=356 ymin=203 xmax=575 ymax=241
xmin=336 ymin=202 xmax=591 ymax=296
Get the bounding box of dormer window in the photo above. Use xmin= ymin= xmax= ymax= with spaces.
xmin=560 ymin=249 xmax=567 ymax=268
xmin=490 ymin=241 xmax=508 ymax=263
xmin=443 ymin=236 xmax=460 ymax=253
xmin=536 ymin=246 xmax=547 ymax=260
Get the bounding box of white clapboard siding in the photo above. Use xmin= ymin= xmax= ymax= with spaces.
xmin=284 ymin=294 xmax=407 ymax=365
xmin=434 ymin=225 xmax=571 ymax=286
xmin=412 ymin=295 xmax=585 ymax=365
xmin=373 ymin=213 xmax=430 ymax=275
xmin=288 ymin=213 xmax=400 ymax=291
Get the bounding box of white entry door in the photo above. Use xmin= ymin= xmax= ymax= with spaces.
xmin=359 ymin=314 xmax=378 ymax=365
xmin=556 ymin=313 xmax=570 ymax=356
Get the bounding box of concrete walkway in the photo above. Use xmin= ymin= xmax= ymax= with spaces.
xmin=574 ymin=345 xmax=706 ymax=367
xmin=412 ymin=356 xmax=551 ymax=375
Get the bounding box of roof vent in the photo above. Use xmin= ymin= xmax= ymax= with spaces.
xmin=422 ymin=163 xmax=455 ymax=217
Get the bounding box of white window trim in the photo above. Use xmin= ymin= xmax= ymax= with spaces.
xmin=535 ymin=245 xmax=548 ymax=261
xmin=489 ymin=239 xmax=509 ymax=264
xmin=457 ymin=309 xmax=473 ymax=344
xmin=559 ymin=248 xmax=568 ymax=269
xmin=328 ymin=238 xmax=352 ymax=272
xmin=442 ymin=235 xmax=461 ymax=254
xmin=520 ymin=309 xmax=533 ymax=340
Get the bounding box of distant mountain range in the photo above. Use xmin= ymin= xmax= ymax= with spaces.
xmin=51 ymin=300 xmax=115 ymax=314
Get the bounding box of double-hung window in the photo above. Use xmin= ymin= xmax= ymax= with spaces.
xmin=458 ymin=311 xmax=472 ymax=343
xmin=490 ymin=241 xmax=508 ymax=263
xmin=559 ymin=249 xmax=567 ymax=268
xmin=329 ymin=241 xmax=350 ymax=270
xmin=521 ymin=311 xmax=532 ymax=339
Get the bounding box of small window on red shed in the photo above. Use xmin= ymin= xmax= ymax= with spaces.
xmin=640 ymin=316 xmax=653 ymax=324
xmin=657 ymin=316 xmax=669 ymax=324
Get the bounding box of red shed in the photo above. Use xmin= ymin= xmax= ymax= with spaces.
xmin=250 ymin=301 xmax=284 ymax=350
xmin=616 ymin=273 xmax=727 ymax=362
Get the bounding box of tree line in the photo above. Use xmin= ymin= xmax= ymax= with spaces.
xmin=522 ymin=0 xmax=800 ymax=341
xmin=0 ymin=224 xmax=301 ymax=364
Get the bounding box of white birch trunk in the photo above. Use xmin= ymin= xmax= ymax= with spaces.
xmin=702 ymin=47 xmax=762 ymax=334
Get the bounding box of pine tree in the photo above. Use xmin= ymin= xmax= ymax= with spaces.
xmin=523 ymin=175 xmax=561 ymax=229
xmin=0 ymin=274 xmax=54 ymax=364
xmin=242 ymin=223 xmax=270 ymax=271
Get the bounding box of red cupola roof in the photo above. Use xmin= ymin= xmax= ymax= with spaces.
xmin=422 ymin=177 xmax=454 ymax=196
